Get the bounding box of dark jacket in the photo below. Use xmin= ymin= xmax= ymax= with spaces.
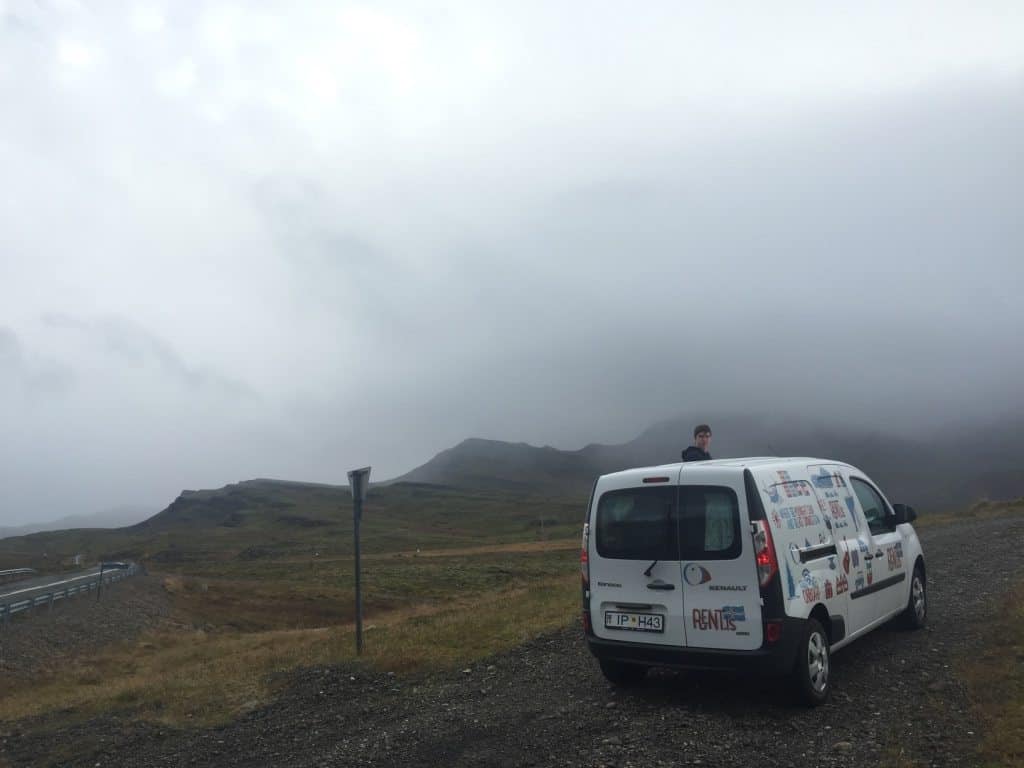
xmin=681 ymin=446 xmax=712 ymax=462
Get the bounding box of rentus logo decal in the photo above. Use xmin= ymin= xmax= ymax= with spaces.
xmin=692 ymin=606 xmax=746 ymax=631
xmin=684 ymin=564 xmax=712 ymax=585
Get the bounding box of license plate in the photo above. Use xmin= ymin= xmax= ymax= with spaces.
xmin=604 ymin=611 xmax=664 ymax=633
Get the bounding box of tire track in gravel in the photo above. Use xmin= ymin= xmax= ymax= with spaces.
xmin=3 ymin=514 xmax=1022 ymax=768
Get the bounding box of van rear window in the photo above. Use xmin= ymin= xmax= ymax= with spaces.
xmin=595 ymin=486 xmax=741 ymax=561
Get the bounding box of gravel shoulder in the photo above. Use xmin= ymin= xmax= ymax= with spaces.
xmin=2 ymin=515 xmax=1022 ymax=768
xmin=0 ymin=574 xmax=171 ymax=680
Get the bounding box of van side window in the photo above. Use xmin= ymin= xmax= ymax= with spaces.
xmin=595 ymin=487 xmax=678 ymax=561
xmin=850 ymin=478 xmax=893 ymax=536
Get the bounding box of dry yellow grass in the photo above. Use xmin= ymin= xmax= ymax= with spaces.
xmin=0 ymin=573 xmax=579 ymax=728
xmin=959 ymin=577 xmax=1024 ymax=767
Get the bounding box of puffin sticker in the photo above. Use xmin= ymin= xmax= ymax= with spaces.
xmin=684 ymin=564 xmax=713 ymax=585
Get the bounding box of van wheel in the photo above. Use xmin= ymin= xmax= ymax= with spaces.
xmin=792 ymin=618 xmax=830 ymax=706
xmin=598 ymin=659 xmax=648 ymax=687
xmin=900 ymin=565 xmax=927 ymax=629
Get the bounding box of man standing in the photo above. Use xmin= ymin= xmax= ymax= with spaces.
xmin=681 ymin=424 xmax=713 ymax=462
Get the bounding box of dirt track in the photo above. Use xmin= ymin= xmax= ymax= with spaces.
xmin=2 ymin=514 xmax=1022 ymax=767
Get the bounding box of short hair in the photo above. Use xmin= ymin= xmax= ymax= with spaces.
xmin=694 ymin=424 xmax=712 ymax=438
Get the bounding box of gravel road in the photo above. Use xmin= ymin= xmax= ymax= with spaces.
xmin=2 ymin=514 xmax=1022 ymax=768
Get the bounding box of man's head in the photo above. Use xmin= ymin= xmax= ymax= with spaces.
xmin=693 ymin=424 xmax=712 ymax=452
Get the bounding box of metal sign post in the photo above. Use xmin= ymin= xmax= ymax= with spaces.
xmin=96 ymin=561 xmax=129 ymax=602
xmin=347 ymin=466 xmax=371 ymax=655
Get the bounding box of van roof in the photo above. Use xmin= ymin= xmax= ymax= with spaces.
xmin=598 ymin=456 xmax=855 ymax=482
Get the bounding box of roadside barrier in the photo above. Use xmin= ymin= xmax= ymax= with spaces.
xmin=0 ymin=564 xmax=138 ymax=628
xmin=0 ymin=568 xmax=36 ymax=585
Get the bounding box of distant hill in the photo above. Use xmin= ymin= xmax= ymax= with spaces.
xmin=2 ymin=413 xmax=1020 ymax=571
xmin=0 ymin=479 xmax=585 ymax=571
xmin=0 ymin=505 xmax=151 ymax=542
xmin=391 ymin=413 xmax=1024 ymax=510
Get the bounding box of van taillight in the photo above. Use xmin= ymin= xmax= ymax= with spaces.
xmin=766 ymin=620 xmax=782 ymax=643
xmin=752 ymin=519 xmax=778 ymax=587
xmin=580 ymin=523 xmax=590 ymax=586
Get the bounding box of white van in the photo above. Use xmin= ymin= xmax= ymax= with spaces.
xmin=581 ymin=457 xmax=926 ymax=705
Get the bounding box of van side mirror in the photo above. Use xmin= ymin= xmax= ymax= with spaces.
xmin=892 ymin=503 xmax=917 ymax=524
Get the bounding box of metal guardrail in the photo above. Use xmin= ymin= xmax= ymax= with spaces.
xmin=0 ymin=568 xmax=36 ymax=578
xmin=0 ymin=564 xmax=138 ymax=627
xmin=0 ymin=568 xmax=36 ymax=585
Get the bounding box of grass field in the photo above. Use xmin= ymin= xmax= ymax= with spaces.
xmin=0 ymin=537 xmax=583 ymax=727
xmin=960 ymin=573 xmax=1024 ymax=768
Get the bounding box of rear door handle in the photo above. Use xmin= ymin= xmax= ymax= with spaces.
xmin=646 ymin=582 xmax=675 ymax=591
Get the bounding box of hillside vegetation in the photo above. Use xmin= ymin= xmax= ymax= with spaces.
xmin=0 ymin=479 xmax=585 ymax=573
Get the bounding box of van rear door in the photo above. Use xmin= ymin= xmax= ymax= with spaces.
xmin=588 ymin=469 xmax=688 ymax=648
xmin=677 ymin=470 xmax=763 ymax=651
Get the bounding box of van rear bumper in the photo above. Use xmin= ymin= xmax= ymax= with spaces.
xmin=586 ymin=619 xmax=804 ymax=676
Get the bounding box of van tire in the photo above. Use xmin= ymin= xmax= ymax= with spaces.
xmin=792 ymin=618 xmax=830 ymax=706
xmin=598 ymin=659 xmax=648 ymax=687
xmin=900 ymin=564 xmax=927 ymax=629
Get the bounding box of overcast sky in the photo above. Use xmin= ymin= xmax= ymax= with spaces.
xmin=2 ymin=1 xmax=1022 ymax=526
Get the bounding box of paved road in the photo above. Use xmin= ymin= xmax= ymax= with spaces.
xmin=0 ymin=568 xmax=104 ymax=605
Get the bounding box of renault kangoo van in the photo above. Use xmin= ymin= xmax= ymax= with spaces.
xmin=581 ymin=458 xmax=925 ymax=704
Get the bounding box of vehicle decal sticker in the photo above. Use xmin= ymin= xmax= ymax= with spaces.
xmin=835 ymin=572 xmax=849 ymax=595
xmin=684 ymin=564 xmax=713 ymax=585
xmin=824 ymin=579 xmax=834 ymax=599
xmin=841 ymin=543 xmax=850 ymax=574
xmin=722 ymin=605 xmax=746 ymax=623
xmin=866 ymin=558 xmax=874 ymax=586
xmin=799 ymin=568 xmax=821 ymax=603
xmin=855 ymin=574 xmax=866 ymax=591
xmin=692 ymin=607 xmax=745 ymax=631
xmin=709 ymin=584 xmax=748 ymax=592
xmin=828 ymin=555 xmax=837 ymax=571
xmin=886 ymin=543 xmax=904 ymax=571
xmin=776 ymin=504 xmax=822 ymax=530
xmin=828 ymin=499 xmax=852 ymax=530
xmin=811 ymin=467 xmax=835 ymax=488
xmin=785 ymin=561 xmax=798 ymax=600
